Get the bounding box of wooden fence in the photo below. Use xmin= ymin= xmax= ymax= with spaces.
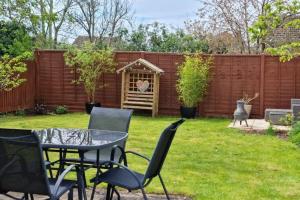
xmin=1 ymin=50 xmax=300 ymax=118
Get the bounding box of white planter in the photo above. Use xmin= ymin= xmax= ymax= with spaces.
xmin=244 ymin=104 xmax=252 ymax=117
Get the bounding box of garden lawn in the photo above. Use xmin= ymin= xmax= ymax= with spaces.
xmin=1 ymin=113 xmax=300 ymax=200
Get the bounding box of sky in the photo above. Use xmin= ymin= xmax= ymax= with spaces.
xmin=131 ymin=0 xmax=202 ymax=28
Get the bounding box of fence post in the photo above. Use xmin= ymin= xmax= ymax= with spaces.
xmin=259 ymin=54 xmax=265 ymax=117
xmin=34 ymin=50 xmax=40 ymax=104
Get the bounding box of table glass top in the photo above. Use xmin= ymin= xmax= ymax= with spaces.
xmin=35 ymin=128 xmax=127 ymax=150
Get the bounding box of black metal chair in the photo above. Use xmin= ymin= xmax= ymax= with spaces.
xmin=90 ymin=118 xmax=185 ymax=200
xmin=84 ymin=107 xmax=133 ymax=163
xmin=58 ymin=107 xmax=133 ymax=189
xmin=0 ymin=129 xmax=81 ymax=200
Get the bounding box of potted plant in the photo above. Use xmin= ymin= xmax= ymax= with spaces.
xmin=176 ymin=54 xmax=212 ymax=118
xmin=240 ymin=92 xmax=259 ymax=117
xmin=64 ymin=42 xmax=115 ymax=114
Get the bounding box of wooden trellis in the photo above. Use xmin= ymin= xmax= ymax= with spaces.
xmin=117 ymin=58 xmax=164 ymax=117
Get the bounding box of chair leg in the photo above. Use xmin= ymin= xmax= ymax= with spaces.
xmin=106 ymin=184 xmax=112 ymax=200
xmin=109 ymin=187 xmax=114 ymax=200
xmin=90 ymin=182 xmax=97 ymax=200
xmin=30 ymin=194 xmax=34 ymax=200
xmin=159 ymin=174 xmax=170 ymax=200
xmin=114 ymin=188 xmax=121 ymax=200
xmin=141 ymin=188 xmax=148 ymax=200
xmin=68 ymin=188 xmax=73 ymax=200
xmin=110 ymin=187 xmax=120 ymax=200
xmin=45 ymin=149 xmax=53 ymax=178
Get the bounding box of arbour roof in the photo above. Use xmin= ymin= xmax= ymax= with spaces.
xmin=116 ymin=58 xmax=164 ymax=74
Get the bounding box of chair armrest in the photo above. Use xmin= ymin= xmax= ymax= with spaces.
xmin=53 ymin=164 xmax=76 ymax=196
xmin=125 ymin=151 xmax=150 ymax=162
xmin=111 ymin=145 xmax=127 ymax=165
xmin=97 ymin=160 xmax=144 ymax=188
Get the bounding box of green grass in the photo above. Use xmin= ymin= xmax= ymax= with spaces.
xmin=1 ymin=113 xmax=300 ymax=200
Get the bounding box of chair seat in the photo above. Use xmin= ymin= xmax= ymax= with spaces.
xmin=91 ymin=168 xmax=145 ymax=190
xmin=84 ymin=149 xmax=122 ymax=163
xmin=49 ymin=179 xmax=75 ymax=198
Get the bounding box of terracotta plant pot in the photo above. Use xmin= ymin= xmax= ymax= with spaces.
xmin=85 ymin=102 xmax=101 ymax=114
xmin=244 ymin=104 xmax=252 ymax=117
xmin=180 ymin=106 xmax=197 ymax=119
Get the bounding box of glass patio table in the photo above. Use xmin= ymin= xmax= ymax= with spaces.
xmin=35 ymin=128 xmax=128 ymax=200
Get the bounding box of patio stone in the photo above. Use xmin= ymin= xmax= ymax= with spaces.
xmin=1 ymin=189 xmax=192 ymax=200
xmin=228 ymin=119 xmax=291 ymax=133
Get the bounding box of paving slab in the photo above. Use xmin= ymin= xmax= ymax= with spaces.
xmin=228 ymin=119 xmax=290 ymax=133
xmin=1 ymin=189 xmax=192 ymax=200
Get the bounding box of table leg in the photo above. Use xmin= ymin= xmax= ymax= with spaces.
xmin=106 ymin=184 xmax=112 ymax=200
xmin=56 ymin=148 xmax=66 ymax=178
xmin=78 ymin=150 xmax=87 ymax=200
xmin=90 ymin=150 xmax=100 ymax=200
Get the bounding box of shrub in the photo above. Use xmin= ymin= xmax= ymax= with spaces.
xmin=266 ymin=125 xmax=276 ymax=136
xmin=55 ymin=105 xmax=68 ymax=114
xmin=176 ymin=54 xmax=212 ymax=107
xmin=34 ymin=104 xmax=47 ymax=115
xmin=15 ymin=109 xmax=26 ymax=116
xmin=289 ymin=122 xmax=300 ymax=146
xmin=279 ymin=113 xmax=293 ymax=126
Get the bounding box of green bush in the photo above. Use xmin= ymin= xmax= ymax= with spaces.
xmin=55 ymin=105 xmax=68 ymax=115
xmin=289 ymin=122 xmax=300 ymax=146
xmin=176 ymin=54 xmax=212 ymax=107
xmin=266 ymin=125 xmax=276 ymax=136
xmin=15 ymin=109 xmax=26 ymax=116
xmin=279 ymin=113 xmax=293 ymax=126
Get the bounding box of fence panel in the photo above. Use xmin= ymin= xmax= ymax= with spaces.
xmin=2 ymin=50 xmax=299 ymax=118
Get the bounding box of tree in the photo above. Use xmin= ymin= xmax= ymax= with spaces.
xmin=118 ymin=23 xmax=209 ymax=53
xmin=70 ymin=0 xmax=132 ymax=45
xmin=0 ymin=20 xmax=33 ymax=57
xmin=249 ymin=0 xmax=300 ymax=61
xmin=0 ymin=53 xmax=32 ymax=91
xmin=186 ymin=0 xmax=275 ymax=54
xmin=105 ymin=0 xmax=133 ymax=46
xmin=64 ymin=42 xmax=116 ymax=103
xmin=33 ymin=0 xmax=75 ymax=48
xmin=0 ymin=0 xmax=74 ymax=48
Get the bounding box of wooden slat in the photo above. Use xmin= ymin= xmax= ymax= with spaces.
xmin=122 ymin=105 xmax=153 ymax=110
xmin=127 ymin=93 xmax=153 ymax=98
xmin=126 ymin=97 xmax=153 ymax=102
xmin=124 ymin=101 xmax=153 ymax=106
xmin=128 ymin=91 xmax=153 ymax=95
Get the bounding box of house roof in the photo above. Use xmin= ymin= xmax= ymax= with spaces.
xmin=116 ymin=58 xmax=164 ymax=74
xmin=72 ymin=35 xmax=119 ymax=46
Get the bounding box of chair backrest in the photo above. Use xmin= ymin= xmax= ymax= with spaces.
xmin=0 ymin=129 xmax=50 ymax=196
xmin=88 ymin=107 xmax=133 ymax=132
xmin=144 ymin=119 xmax=185 ymax=180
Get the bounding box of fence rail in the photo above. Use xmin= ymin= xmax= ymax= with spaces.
xmin=1 ymin=50 xmax=300 ymax=118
